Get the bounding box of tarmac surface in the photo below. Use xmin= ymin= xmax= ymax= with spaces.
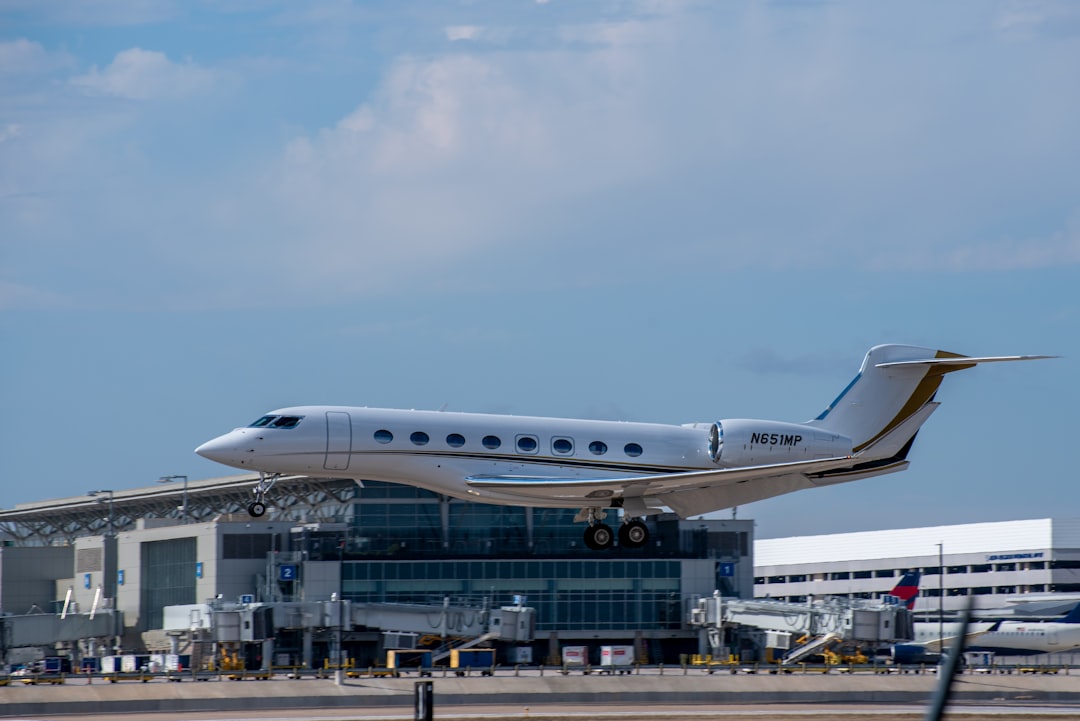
xmin=2 ymin=669 xmax=1079 ymax=720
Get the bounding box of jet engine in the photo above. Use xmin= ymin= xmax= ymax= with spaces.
xmin=709 ymin=419 xmax=852 ymax=467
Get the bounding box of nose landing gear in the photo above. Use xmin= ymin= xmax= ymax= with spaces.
xmin=248 ymin=473 xmax=279 ymax=518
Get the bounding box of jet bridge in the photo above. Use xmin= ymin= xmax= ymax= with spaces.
xmin=689 ymin=592 xmax=913 ymax=664
xmin=163 ymin=597 xmax=534 ymax=669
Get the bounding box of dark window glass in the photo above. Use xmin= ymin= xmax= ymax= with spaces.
xmin=624 ymin=443 xmax=643 ymax=457
xmin=516 ymin=435 xmax=538 ymax=453
xmin=270 ymin=416 xmax=303 ymax=428
xmin=374 ymin=429 xmax=393 ymax=444
xmin=446 ymin=433 xmax=466 ymax=448
xmin=410 ymin=431 xmax=430 ymax=446
xmin=552 ymin=438 xmax=573 ymax=454
xmin=250 ymin=416 xmax=277 ymax=427
xmin=853 ymin=570 xmax=872 ymax=579
xmin=483 ymin=435 xmax=501 ymax=449
xmin=589 ymin=441 xmax=607 ymax=455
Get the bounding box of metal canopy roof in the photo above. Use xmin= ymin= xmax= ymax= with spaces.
xmin=0 ymin=474 xmax=360 ymax=545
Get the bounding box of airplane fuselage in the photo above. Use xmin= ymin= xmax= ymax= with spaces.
xmin=912 ymin=621 xmax=1080 ymax=656
xmin=197 ymin=405 xmax=720 ymax=507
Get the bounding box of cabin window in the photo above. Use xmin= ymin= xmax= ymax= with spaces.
xmin=446 ymin=433 xmax=466 ymax=448
xmin=552 ymin=437 xmax=574 ymax=455
xmin=410 ymin=431 xmax=430 ymax=446
xmin=374 ymin=430 xmax=393 ymax=444
xmin=589 ymin=441 xmax=608 ymax=455
xmin=516 ymin=435 xmax=538 ymax=454
xmin=624 ymin=442 xmax=643 ymax=458
xmin=482 ymin=435 xmax=501 ymax=450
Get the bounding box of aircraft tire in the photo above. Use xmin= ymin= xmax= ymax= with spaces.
xmin=584 ymin=523 xmax=614 ymax=551
xmin=618 ymin=520 xmax=649 ymax=548
xmin=248 ymin=501 xmax=267 ymax=518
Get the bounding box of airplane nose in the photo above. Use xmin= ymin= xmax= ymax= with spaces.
xmin=195 ymin=432 xmax=249 ymax=467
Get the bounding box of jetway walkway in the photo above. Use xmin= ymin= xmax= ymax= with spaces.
xmin=689 ymin=591 xmax=913 ymax=662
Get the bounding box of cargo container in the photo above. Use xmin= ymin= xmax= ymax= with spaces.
xmin=450 ymin=648 xmax=495 ymax=676
xmin=386 ymin=649 xmax=432 ymax=677
xmin=561 ymin=646 xmax=588 ymax=666
xmin=600 ymin=645 xmax=634 ymax=674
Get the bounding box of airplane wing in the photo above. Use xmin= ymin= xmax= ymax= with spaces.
xmin=465 ymin=455 xmax=860 ymax=516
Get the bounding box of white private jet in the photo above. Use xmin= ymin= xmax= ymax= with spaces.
xmin=196 ymin=344 xmax=1049 ymax=550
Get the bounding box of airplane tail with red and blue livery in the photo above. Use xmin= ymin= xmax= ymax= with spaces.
xmin=889 ymin=570 xmax=921 ymax=610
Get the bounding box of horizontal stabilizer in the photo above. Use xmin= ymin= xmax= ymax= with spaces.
xmin=876 ymin=354 xmax=1055 ymax=368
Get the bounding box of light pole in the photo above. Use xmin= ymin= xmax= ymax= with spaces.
xmin=937 ymin=542 xmax=944 ymax=645
xmin=158 ymin=475 xmax=190 ymax=523
xmin=88 ymin=490 xmax=115 ymax=537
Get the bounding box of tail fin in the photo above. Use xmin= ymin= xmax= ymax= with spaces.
xmin=809 ymin=345 xmax=1051 ymax=455
xmin=889 ymin=570 xmax=921 ymax=610
xmin=1060 ymin=603 xmax=1080 ymax=624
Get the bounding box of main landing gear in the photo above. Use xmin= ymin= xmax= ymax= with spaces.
xmin=580 ymin=509 xmax=650 ymax=550
xmin=248 ymin=472 xmax=279 ymax=518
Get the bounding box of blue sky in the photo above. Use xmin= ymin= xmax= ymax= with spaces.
xmin=2 ymin=1 xmax=1077 ymax=538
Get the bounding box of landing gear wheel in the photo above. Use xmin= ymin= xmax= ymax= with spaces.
xmin=247 ymin=501 xmax=267 ymax=518
xmin=584 ymin=523 xmax=614 ymax=550
xmin=619 ymin=519 xmax=649 ymax=548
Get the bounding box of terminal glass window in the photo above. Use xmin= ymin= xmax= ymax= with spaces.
xmin=140 ymin=537 xmax=196 ymax=630
xmin=341 ymin=557 xmax=683 ymax=632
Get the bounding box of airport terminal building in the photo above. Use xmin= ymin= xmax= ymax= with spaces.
xmin=0 ymin=476 xmax=753 ymax=666
xmin=753 ymin=518 xmax=1080 ymax=615
xmin=3 ymin=474 xmax=1080 ymax=668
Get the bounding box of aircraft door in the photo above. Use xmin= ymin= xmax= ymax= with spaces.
xmin=324 ymin=411 xmax=352 ymax=471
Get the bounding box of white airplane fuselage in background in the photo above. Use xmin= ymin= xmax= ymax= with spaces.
xmin=896 ymin=604 xmax=1080 ymax=661
xmin=196 ymin=344 xmax=1050 ymax=550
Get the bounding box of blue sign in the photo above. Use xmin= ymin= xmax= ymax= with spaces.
xmin=718 ymin=562 xmax=735 ymax=578
xmin=84 ymin=573 xmax=92 ymax=589
xmin=117 ymin=569 xmax=125 ymax=586
xmin=280 ymin=564 xmax=297 ymax=581
xmin=196 ymin=562 xmax=203 ymax=579
xmin=240 ymin=594 xmax=254 ymax=604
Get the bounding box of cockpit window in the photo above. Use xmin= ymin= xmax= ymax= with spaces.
xmin=250 ymin=415 xmax=304 ymax=429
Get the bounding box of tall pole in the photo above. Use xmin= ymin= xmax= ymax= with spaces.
xmin=938 ymin=542 xmax=944 ymax=644
xmin=159 ymin=475 xmax=190 ymax=523
xmin=88 ymin=490 xmax=115 ymax=537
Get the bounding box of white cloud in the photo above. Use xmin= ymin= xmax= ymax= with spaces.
xmin=0 ymin=38 xmax=74 ymax=75
xmin=446 ymin=25 xmax=483 ymax=42
xmin=70 ymin=48 xmax=215 ymax=100
xmin=943 ymin=213 xmax=1080 ymax=271
xmin=0 ymin=124 xmax=21 ymax=143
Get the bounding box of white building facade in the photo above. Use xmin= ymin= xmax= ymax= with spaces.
xmin=754 ymin=518 xmax=1080 ymax=613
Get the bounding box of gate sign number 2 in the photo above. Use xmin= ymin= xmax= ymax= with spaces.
xmin=280 ymin=564 xmax=297 ymax=581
